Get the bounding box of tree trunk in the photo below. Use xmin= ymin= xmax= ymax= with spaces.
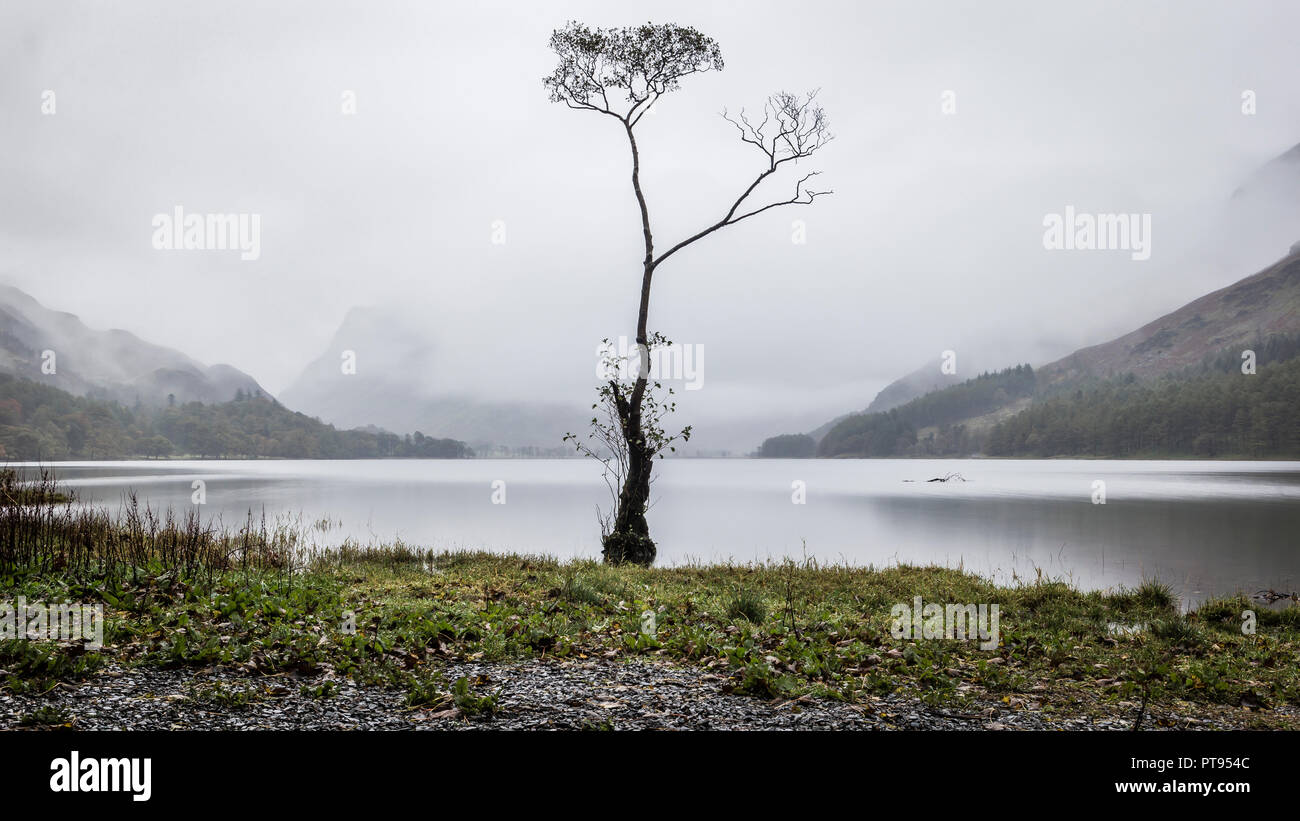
xmin=602 ymin=266 xmax=656 ymax=565
xmin=602 ymin=396 xmax=654 ymax=564
xmin=602 ymin=127 xmax=659 ymax=566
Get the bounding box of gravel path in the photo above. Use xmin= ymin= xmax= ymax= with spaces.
xmin=0 ymin=659 xmax=1255 ymax=731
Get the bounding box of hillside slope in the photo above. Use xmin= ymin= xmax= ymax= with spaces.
xmin=1039 ymin=249 xmax=1300 ymax=385
xmin=812 ymin=248 xmax=1300 ymax=457
xmin=0 ymin=372 xmax=470 ymax=460
xmin=0 ymin=284 xmax=266 ymax=407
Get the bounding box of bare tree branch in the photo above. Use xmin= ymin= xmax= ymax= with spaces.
xmin=653 ymin=90 xmax=832 ymax=269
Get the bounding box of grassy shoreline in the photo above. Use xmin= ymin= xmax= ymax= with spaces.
xmin=3 ymin=545 xmax=1297 ymax=729
xmin=1 ymin=470 xmax=1296 ymax=729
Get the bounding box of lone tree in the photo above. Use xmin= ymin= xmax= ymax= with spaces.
xmin=547 ymin=21 xmax=832 ymax=565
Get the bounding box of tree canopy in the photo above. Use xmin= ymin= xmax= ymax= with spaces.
xmin=544 ymin=22 xmax=724 ymax=124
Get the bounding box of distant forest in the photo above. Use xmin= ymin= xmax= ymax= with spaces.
xmin=0 ymin=375 xmax=472 ymax=460
xmin=755 ymin=433 xmax=816 ymax=458
xmin=814 ymin=365 xmax=1036 ymax=457
xmin=988 ymin=349 xmax=1300 ymax=459
xmin=776 ymin=334 xmax=1300 ymax=459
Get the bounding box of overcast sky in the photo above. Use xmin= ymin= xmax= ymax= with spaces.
xmin=2 ymin=0 xmax=1299 ymax=443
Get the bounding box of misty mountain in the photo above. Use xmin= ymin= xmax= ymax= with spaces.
xmin=1039 ymin=248 xmax=1300 ymax=385
xmin=816 ymin=246 xmax=1300 ymax=457
xmin=1231 ymin=141 xmax=1300 ymax=201
xmin=278 ymin=306 xmax=583 ymax=452
xmin=798 ymin=138 xmax=1300 ymax=450
xmin=0 ymin=372 xmax=470 ymax=460
xmin=985 ymin=339 xmax=1300 ymax=459
xmin=0 ymin=284 xmax=266 ymax=407
xmin=1220 ymin=140 xmax=1300 ymax=277
xmin=817 ymin=364 xmax=1038 ymax=458
xmin=806 ymin=354 xmax=994 ymax=443
xmin=863 ymin=363 xmax=962 ymax=414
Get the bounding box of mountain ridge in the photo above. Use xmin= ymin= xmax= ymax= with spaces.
xmin=0 ymin=284 xmax=267 ymax=408
xmin=799 ymin=245 xmax=1300 ymax=456
xmin=1038 ymin=248 xmax=1300 ymax=385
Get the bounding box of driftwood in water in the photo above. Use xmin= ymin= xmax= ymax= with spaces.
xmin=1253 ymin=589 xmax=1298 ymax=604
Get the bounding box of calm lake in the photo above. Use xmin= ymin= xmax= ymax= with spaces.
xmin=18 ymin=459 xmax=1300 ymax=606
